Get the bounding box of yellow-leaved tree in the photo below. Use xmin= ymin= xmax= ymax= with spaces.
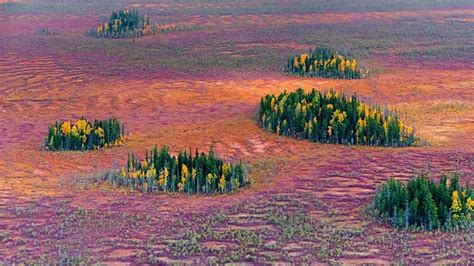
xmin=450 ymin=191 xmax=462 ymax=220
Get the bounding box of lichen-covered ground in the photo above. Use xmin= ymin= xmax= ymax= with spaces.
xmin=1 ymin=0 xmax=473 ymax=264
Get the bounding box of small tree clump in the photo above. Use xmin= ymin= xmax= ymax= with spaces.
xmin=88 ymin=9 xmax=193 ymax=39
xmin=374 ymin=173 xmax=474 ymax=230
xmin=119 ymin=146 xmax=248 ymax=194
xmin=45 ymin=118 xmax=126 ymax=151
xmin=285 ymin=47 xmax=361 ymax=79
xmin=259 ymin=88 xmax=416 ymax=146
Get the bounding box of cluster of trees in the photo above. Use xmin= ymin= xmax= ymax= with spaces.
xmin=45 ymin=118 xmax=126 ymax=151
xmin=88 ymin=9 xmax=192 ymax=38
xmin=88 ymin=9 xmax=152 ymax=38
xmin=374 ymin=173 xmax=474 ymax=230
xmin=259 ymin=88 xmax=416 ymax=146
xmin=285 ymin=47 xmax=361 ymax=79
xmin=119 ymin=146 xmax=248 ymax=194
